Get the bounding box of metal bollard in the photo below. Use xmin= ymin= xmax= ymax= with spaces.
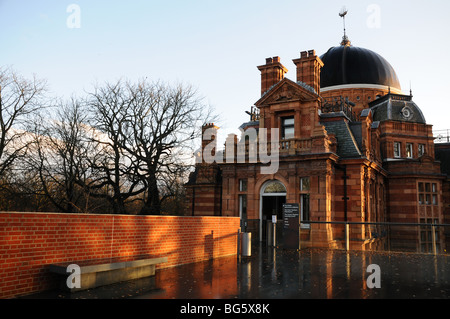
xmin=346 ymin=223 xmax=350 ymax=251
xmin=241 ymin=232 xmax=252 ymax=257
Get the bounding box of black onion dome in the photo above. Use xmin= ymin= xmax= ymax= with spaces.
xmin=320 ymin=45 xmax=401 ymax=91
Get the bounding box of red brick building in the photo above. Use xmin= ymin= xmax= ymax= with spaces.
xmin=185 ymin=38 xmax=448 ymax=252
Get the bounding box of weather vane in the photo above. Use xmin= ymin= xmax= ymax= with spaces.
xmin=339 ymin=6 xmax=351 ymax=46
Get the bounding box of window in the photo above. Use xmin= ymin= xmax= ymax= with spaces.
xmin=402 ymin=107 xmax=412 ymax=119
xmin=301 ymin=194 xmax=310 ymax=229
xmin=300 ymin=177 xmax=310 ymax=229
xmin=300 ymin=177 xmax=310 ymax=191
xmin=432 ymin=183 xmax=438 ymax=205
xmin=263 ymin=181 xmax=286 ymax=194
xmin=239 ymin=195 xmax=247 ymax=218
xmin=420 ymin=219 xmax=440 ymax=253
xmin=394 ymin=142 xmax=401 ymax=158
xmin=239 ymin=195 xmax=247 ymax=230
xmin=282 ymin=117 xmax=295 ymax=140
xmin=418 ymin=182 xmax=438 ymax=206
xmin=418 ymin=144 xmax=425 ymax=157
xmin=433 ymin=194 xmax=438 ymax=205
xmin=419 ymin=183 xmax=424 ymax=192
xmin=239 ymin=179 xmax=247 ymax=192
xmin=406 ymin=143 xmax=413 ymax=158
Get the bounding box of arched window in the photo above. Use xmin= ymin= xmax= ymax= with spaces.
xmin=263 ymin=181 xmax=286 ymax=194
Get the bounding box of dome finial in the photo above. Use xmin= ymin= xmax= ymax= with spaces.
xmin=339 ymin=7 xmax=351 ymax=46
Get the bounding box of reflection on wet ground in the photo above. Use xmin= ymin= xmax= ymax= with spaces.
xmin=22 ymin=247 xmax=450 ymax=299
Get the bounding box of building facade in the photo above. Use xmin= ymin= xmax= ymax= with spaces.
xmin=185 ymin=38 xmax=449 ymax=252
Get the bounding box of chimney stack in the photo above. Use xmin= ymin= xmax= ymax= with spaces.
xmin=201 ymin=123 xmax=219 ymax=163
xmin=257 ymin=56 xmax=288 ymax=96
xmin=292 ymin=50 xmax=323 ymax=95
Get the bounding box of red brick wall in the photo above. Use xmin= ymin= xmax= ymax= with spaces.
xmin=0 ymin=212 xmax=240 ymax=299
xmin=444 ymin=180 xmax=450 ymax=222
xmin=186 ymin=184 xmax=222 ymax=217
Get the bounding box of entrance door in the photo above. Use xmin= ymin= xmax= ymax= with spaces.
xmin=261 ymin=196 xmax=286 ymax=242
xmin=259 ymin=180 xmax=287 ymax=242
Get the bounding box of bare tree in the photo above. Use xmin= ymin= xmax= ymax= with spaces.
xmin=0 ymin=67 xmax=46 ymax=180
xmin=86 ymin=79 xmax=214 ymax=215
xmin=27 ymin=98 xmax=96 ymax=213
xmin=0 ymin=68 xmax=215 ymax=215
xmin=158 ymin=164 xmax=190 ymax=215
xmin=83 ymin=81 xmax=146 ymax=214
xmin=121 ymin=80 xmax=213 ymax=215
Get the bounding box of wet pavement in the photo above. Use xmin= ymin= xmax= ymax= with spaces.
xmin=21 ymin=247 xmax=450 ymax=299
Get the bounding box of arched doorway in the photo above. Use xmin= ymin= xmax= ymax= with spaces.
xmin=259 ymin=180 xmax=287 ymax=242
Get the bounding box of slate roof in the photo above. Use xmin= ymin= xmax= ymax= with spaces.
xmin=239 ymin=121 xmax=260 ymax=130
xmin=296 ymin=80 xmax=317 ymax=94
xmin=349 ymin=122 xmax=363 ymax=151
xmin=322 ymin=119 xmax=362 ymax=159
xmin=370 ymin=93 xmax=426 ymax=124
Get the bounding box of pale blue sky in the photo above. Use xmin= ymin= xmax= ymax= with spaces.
xmin=1 ymin=0 xmax=450 ymax=137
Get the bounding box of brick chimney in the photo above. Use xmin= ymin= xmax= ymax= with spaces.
xmin=201 ymin=123 xmax=219 ymax=164
xmin=257 ymin=56 xmax=288 ymax=96
xmin=292 ymin=50 xmax=324 ymax=95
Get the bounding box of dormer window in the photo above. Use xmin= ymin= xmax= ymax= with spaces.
xmin=282 ymin=117 xmax=295 ymax=140
xmin=401 ymin=106 xmax=413 ymax=120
